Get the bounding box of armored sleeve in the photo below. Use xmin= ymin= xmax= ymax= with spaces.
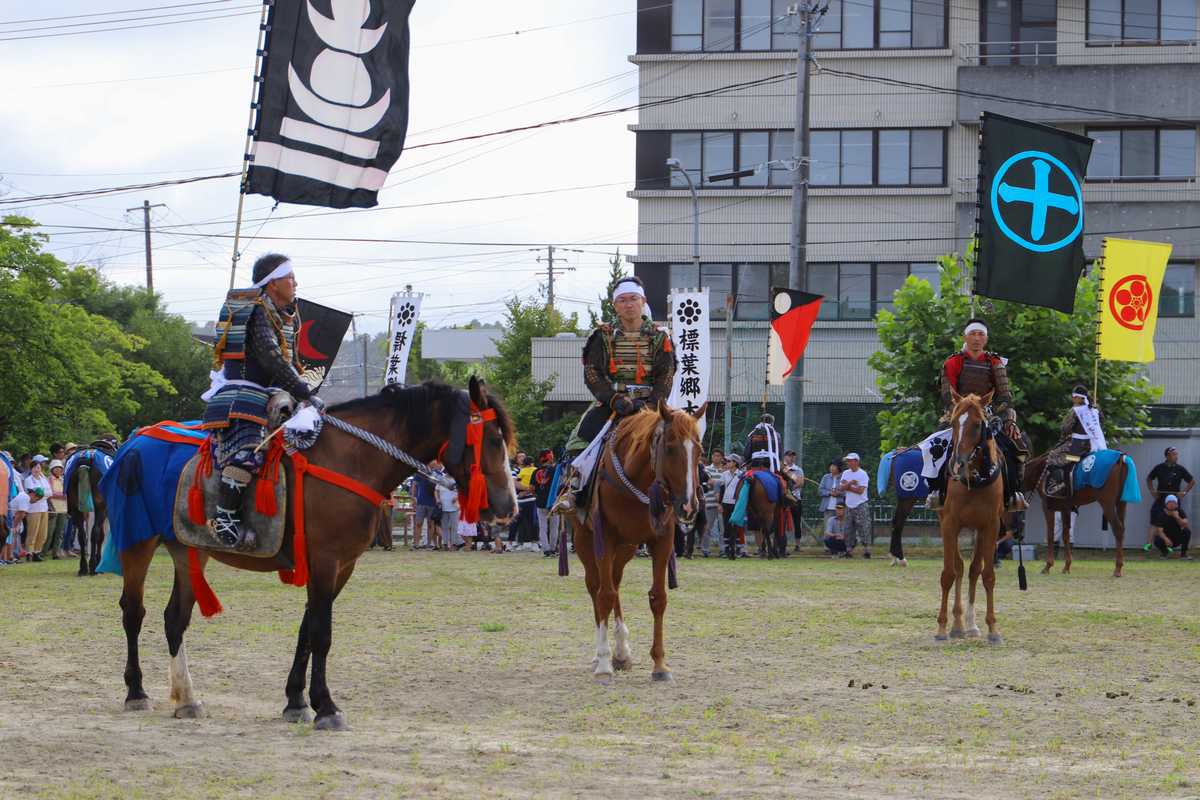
xmin=939 ymin=355 xmax=959 ymax=411
xmin=581 ymin=328 xmax=615 ymax=406
xmin=1060 ymin=409 xmax=1077 ymax=438
xmin=647 ymin=332 xmax=676 ymax=406
xmin=990 ymin=356 xmax=1013 ymax=413
xmin=247 ymin=306 xmax=312 ymax=400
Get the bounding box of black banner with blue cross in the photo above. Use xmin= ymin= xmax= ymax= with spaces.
xmin=976 ymin=113 xmax=1094 ymax=314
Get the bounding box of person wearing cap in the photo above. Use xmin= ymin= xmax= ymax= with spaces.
xmin=781 ymin=449 xmax=806 ymax=549
xmin=1146 ymin=447 xmax=1195 ymax=550
xmin=1148 ymin=494 xmax=1191 ymax=559
xmin=929 ymin=317 xmax=1027 ymax=512
xmin=839 ymin=452 xmax=872 ymax=557
xmin=201 ymin=252 xmax=324 ymax=550
xmin=43 ymin=458 xmax=69 ymax=559
xmin=532 ymin=449 xmax=561 ymax=556
xmin=721 ymin=453 xmax=746 ymax=557
xmin=22 ymin=456 xmax=51 ymax=562
xmin=1043 ymin=385 xmax=1107 ymax=498
xmin=553 ymin=275 xmax=675 ymax=512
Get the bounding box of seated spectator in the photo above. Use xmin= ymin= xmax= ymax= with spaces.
xmin=994 ymin=527 xmax=1015 ymax=567
xmin=824 ymin=502 xmax=849 ymax=557
xmin=1152 ymin=494 xmax=1191 ymax=559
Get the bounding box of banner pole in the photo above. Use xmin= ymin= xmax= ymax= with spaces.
xmin=1094 ymin=244 xmax=1106 ymax=401
xmin=229 ymin=0 xmax=274 ymax=291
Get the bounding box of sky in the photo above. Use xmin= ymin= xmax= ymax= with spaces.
xmin=0 ymin=1 xmax=641 ymax=333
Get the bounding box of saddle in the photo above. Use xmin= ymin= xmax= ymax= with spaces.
xmin=171 ymin=440 xmax=289 ymax=559
xmin=1040 ymin=460 xmax=1075 ymax=500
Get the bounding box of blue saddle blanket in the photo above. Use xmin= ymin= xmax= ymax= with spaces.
xmin=884 ymin=449 xmax=930 ymax=499
xmin=1073 ymin=450 xmax=1141 ymax=503
xmin=747 ymin=470 xmax=781 ymax=503
xmin=63 ymin=448 xmax=113 ymax=489
xmin=97 ymin=422 xmax=208 ymax=575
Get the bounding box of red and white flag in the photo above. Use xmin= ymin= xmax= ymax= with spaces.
xmin=767 ymin=289 xmax=822 ymax=385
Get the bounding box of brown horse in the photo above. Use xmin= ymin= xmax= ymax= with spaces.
xmin=935 ymin=391 xmax=1004 ymax=644
xmin=113 ymin=378 xmax=516 ymax=729
xmin=1023 ymin=451 xmax=1129 ymax=577
xmin=744 ymin=474 xmax=787 ymax=559
xmin=572 ymin=404 xmax=701 ymax=683
xmin=66 ymin=443 xmax=116 ymax=576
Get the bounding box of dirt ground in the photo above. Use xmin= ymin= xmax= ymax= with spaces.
xmin=2 ymin=545 xmax=1198 ymax=799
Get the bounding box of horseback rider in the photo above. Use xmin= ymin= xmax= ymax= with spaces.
xmin=1043 ymin=385 xmax=1106 ymax=498
xmin=742 ymin=413 xmax=798 ymax=507
xmin=200 ymin=253 xmax=323 ymax=550
xmin=927 ymin=318 xmax=1028 ymax=512
xmin=552 ymin=276 xmax=675 ymax=512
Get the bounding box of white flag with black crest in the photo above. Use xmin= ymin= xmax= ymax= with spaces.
xmin=384 ymin=291 xmax=422 ymax=385
xmin=666 ymin=289 xmax=710 ymax=435
xmin=246 ymin=0 xmax=415 ymax=208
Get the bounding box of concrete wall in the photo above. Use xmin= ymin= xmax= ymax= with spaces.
xmin=1022 ymin=428 xmax=1200 ymax=549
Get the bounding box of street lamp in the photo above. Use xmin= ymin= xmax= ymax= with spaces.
xmin=665 ymin=158 xmax=700 ymax=271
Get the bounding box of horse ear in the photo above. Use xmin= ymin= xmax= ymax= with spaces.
xmin=981 ymin=390 xmax=995 ymax=407
xmin=950 ymin=388 xmax=963 ymax=406
xmin=692 ymin=401 xmax=708 ymax=420
xmin=468 ymin=376 xmax=489 ymax=409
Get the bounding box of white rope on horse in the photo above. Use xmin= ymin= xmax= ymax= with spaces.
xmin=323 ymin=413 xmax=455 ymax=489
xmin=608 ymin=438 xmax=650 ymax=506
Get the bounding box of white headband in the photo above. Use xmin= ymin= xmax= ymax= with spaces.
xmin=612 ymin=280 xmax=652 ymax=319
xmin=252 ymin=260 xmax=294 ymax=288
xmin=1167 ymin=494 xmax=1179 ymax=504
xmin=1072 ymin=392 xmax=1087 ymax=400
xmin=964 ymin=322 xmax=988 ymax=336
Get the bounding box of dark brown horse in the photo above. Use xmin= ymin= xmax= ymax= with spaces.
xmin=113 ymin=378 xmax=516 ymax=729
xmin=936 ymin=391 xmax=1004 ymax=644
xmin=1023 ymin=451 xmax=1130 ymax=577
xmin=744 ymin=473 xmax=787 ymax=559
xmin=572 ymin=404 xmax=701 ymax=683
xmin=66 ymin=443 xmax=117 ymax=576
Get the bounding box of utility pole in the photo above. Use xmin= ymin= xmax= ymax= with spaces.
xmin=350 ymin=316 xmax=369 ymax=398
xmin=126 ymin=200 xmax=165 ymax=291
xmin=783 ymin=1 xmax=822 ymax=468
xmin=724 ymin=292 xmax=734 ymax=455
xmin=534 ymin=245 xmax=577 ymax=311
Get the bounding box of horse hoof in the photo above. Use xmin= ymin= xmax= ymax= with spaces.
xmin=890 ymin=557 xmax=907 ymax=567
xmin=987 ymin=633 xmax=1004 ymax=645
xmin=77 ymin=571 xmax=88 ymax=578
xmin=934 ymin=634 xmax=949 ymax=642
xmin=612 ymin=657 xmax=632 ymax=672
xmin=282 ymin=706 xmax=315 ymax=724
xmin=966 ymin=629 xmax=982 ymax=639
xmin=949 ymin=629 xmax=965 ymax=639
xmin=1040 ymin=565 xmax=1052 ymax=575
xmin=651 ymin=671 xmax=674 ymax=683
xmin=593 ymin=672 xmax=614 ymax=686
xmin=313 ymin=712 xmax=350 ymax=732
xmin=173 ymin=703 xmax=205 ymax=719
xmin=1113 ymin=570 xmax=1123 ymax=578
xmin=1062 ymin=566 xmax=1071 ymax=574
xmin=124 ymin=697 xmax=153 ymax=712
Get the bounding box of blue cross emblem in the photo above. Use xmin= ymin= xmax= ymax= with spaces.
xmin=989 ymin=150 xmax=1084 ymax=253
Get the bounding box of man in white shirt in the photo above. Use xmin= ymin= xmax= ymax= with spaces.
xmin=840 ymin=452 xmax=872 ymax=558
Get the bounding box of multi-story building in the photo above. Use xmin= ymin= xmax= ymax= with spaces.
xmin=534 ymin=0 xmax=1199 ymax=450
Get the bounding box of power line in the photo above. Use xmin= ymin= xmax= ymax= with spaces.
xmin=0 ymin=171 xmax=239 ymax=206
xmin=0 ymin=8 xmax=259 ymax=42
xmin=0 ymin=3 xmax=257 ymax=35
xmin=0 ymin=0 xmax=237 ymax=25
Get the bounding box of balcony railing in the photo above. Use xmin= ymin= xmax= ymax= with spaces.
xmin=956 ymin=176 xmax=1199 ymax=198
xmin=960 ymin=38 xmax=1200 ymax=66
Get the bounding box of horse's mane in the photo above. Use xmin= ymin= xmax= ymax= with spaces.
xmin=949 ymin=393 xmax=988 ymax=421
xmin=614 ymin=406 xmax=699 ymax=465
xmin=328 ymin=381 xmax=516 ymax=450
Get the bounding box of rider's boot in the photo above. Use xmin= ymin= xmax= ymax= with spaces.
xmin=209 ymin=467 xmax=253 ymax=550
xmin=1007 ymin=461 xmax=1029 ymax=512
xmin=551 ymin=464 xmax=581 ymax=515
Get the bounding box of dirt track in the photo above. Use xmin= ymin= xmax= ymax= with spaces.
xmin=2 ymin=548 xmax=1198 ymax=799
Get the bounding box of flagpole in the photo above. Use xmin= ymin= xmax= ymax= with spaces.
xmin=229 ymin=0 xmax=273 ymax=291
xmin=1094 ymin=243 xmax=1106 ymax=401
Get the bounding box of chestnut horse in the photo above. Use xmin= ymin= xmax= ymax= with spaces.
xmin=111 ymin=378 xmax=516 ymax=729
xmin=1023 ymin=451 xmax=1129 ymax=577
xmin=745 ymin=475 xmax=787 ymax=559
xmin=571 ymin=404 xmax=701 ymax=684
xmin=935 ymin=391 xmax=1004 ymax=644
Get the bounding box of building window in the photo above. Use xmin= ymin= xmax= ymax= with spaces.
xmin=1086 ymin=128 xmax=1197 ymax=181
xmin=812 ymin=128 xmax=945 ymax=187
xmin=670 ymin=0 xmax=802 ymax=51
xmin=1160 ymin=262 xmax=1196 ymax=317
xmin=1088 ymin=0 xmax=1198 ymax=43
xmin=808 ymin=262 xmax=939 ymax=319
xmin=814 ymin=0 xmax=947 ymax=50
xmin=668 ymin=262 xmax=787 ymax=320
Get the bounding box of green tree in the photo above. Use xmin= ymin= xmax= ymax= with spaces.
xmin=0 ymin=217 xmax=175 ymax=452
xmin=588 ymin=250 xmax=625 ymax=328
xmin=869 ymin=244 xmax=1160 ymax=454
xmin=485 ymin=297 xmax=579 ymax=453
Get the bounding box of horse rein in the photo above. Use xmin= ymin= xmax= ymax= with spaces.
xmin=950 ymin=411 xmax=999 ymax=489
xmin=606 ymin=416 xmax=699 ymax=528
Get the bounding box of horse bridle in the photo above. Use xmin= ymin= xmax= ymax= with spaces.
xmin=950 ymin=410 xmax=999 ymax=489
xmin=607 ymin=416 xmax=699 ymax=530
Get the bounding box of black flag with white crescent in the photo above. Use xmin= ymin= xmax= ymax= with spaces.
xmin=246 ymin=0 xmax=416 ymax=209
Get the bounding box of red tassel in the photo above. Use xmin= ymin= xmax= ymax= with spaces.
xmin=188 ymin=548 xmax=223 ymax=618
xmin=187 ymin=482 xmax=206 ymax=526
xmin=282 ymin=453 xmax=310 ymax=587
xmin=255 ymin=475 xmax=276 ymax=516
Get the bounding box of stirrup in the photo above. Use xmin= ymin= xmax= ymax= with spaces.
xmin=208 ymin=506 xmax=241 ymax=547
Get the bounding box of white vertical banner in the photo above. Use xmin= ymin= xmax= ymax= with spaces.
xmin=667 ymin=288 xmax=710 ymax=436
xmin=384 ymin=291 xmax=423 ymax=386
